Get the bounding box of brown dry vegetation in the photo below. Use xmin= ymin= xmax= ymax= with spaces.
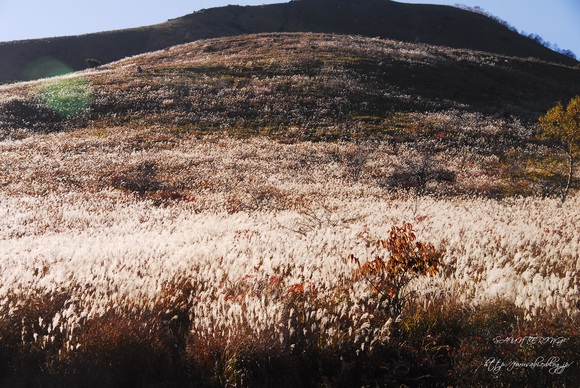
xmin=1 ymin=274 xmax=578 ymax=387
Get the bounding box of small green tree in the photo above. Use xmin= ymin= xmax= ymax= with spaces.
xmin=537 ymin=96 xmax=580 ymax=203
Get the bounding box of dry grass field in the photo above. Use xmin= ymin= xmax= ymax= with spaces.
xmin=0 ymin=33 xmax=578 ymax=386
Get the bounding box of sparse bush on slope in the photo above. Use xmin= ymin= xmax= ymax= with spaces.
xmin=0 ymin=97 xmax=65 ymax=136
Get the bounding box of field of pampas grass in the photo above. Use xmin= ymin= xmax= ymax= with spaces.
xmin=1 ymin=134 xmax=578 ymax=386
xmin=1 ymin=33 xmax=579 ymax=386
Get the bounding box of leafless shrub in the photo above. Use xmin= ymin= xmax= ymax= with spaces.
xmin=284 ymin=198 xmax=360 ymax=236
xmin=110 ymin=161 xmax=160 ymax=197
xmin=334 ymin=143 xmax=372 ymax=182
xmin=382 ymin=149 xmax=456 ymax=194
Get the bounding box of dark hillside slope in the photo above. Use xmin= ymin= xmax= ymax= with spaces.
xmin=1 ymin=33 xmax=578 ymax=142
xmin=0 ymin=0 xmax=576 ymax=83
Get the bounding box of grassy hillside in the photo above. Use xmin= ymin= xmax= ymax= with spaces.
xmin=1 ymin=33 xmax=579 ymax=199
xmin=1 ymin=33 xmax=579 ymax=139
xmin=0 ymin=33 xmax=578 ymax=386
xmin=0 ymin=0 xmax=576 ymax=83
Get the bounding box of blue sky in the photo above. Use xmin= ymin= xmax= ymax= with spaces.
xmin=403 ymin=0 xmax=580 ymax=58
xmin=0 ymin=0 xmax=578 ymax=58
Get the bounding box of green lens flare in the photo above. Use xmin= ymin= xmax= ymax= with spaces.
xmin=24 ymin=57 xmax=73 ymax=80
xmin=38 ymin=77 xmax=92 ymax=117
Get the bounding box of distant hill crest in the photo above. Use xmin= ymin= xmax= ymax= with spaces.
xmin=0 ymin=0 xmax=576 ymax=83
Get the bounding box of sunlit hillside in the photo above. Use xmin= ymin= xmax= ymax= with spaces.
xmin=0 ymin=33 xmax=578 ymax=386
